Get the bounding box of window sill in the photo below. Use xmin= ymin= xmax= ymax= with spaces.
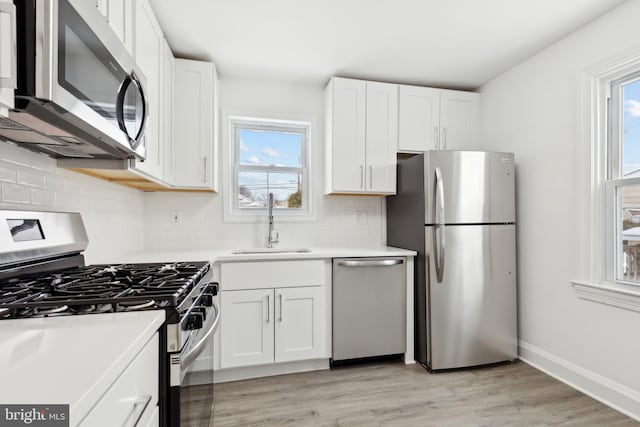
xmin=571 ymin=279 xmax=640 ymax=313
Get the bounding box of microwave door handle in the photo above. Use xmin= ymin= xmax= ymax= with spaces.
xmin=129 ymin=71 xmax=148 ymax=149
xmin=116 ymin=74 xmax=133 ymax=145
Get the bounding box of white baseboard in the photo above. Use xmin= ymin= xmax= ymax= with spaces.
xmin=518 ymin=340 xmax=640 ymax=421
xmin=213 ymin=359 xmax=330 ymax=383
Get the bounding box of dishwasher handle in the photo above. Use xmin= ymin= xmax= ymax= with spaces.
xmin=336 ymin=259 xmax=404 ymax=267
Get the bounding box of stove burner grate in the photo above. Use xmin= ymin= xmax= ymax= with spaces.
xmin=0 ymin=261 xmax=210 ymax=319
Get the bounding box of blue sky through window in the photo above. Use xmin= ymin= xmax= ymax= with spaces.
xmin=623 ymin=79 xmax=640 ymax=175
xmin=239 ymin=129 xmax=302 ymax=167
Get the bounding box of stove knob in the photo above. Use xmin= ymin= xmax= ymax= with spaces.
xmin=207 ymin=282 xmax=219 ymax=296
xmin=200 ymin=293 xmax=214 ymax=307
xmin=187 ymin=312 xmax=204 ymax=330
xmin=192 ymin=306 xmax=206 ymax=321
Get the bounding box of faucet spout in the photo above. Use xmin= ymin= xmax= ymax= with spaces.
xmin=267 ymin=192 xmax=279 ymax=248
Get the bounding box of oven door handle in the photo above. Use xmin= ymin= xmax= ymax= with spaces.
xmin=181 ymin=303 xmax=219 ymax=373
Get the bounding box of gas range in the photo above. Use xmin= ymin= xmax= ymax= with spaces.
xmin=0 ymin=210 xmax=219 ymax=426
xmin=0 ymin=262 xmax=212 ymax=320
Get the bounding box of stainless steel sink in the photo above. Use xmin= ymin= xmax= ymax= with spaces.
xmin=231 ymin=248 xmax=311 ymax=255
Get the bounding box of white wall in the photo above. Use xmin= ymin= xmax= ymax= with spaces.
xmin=478 ymin=0 xmax=640 ymax=418
xmin=0 ymin=141 xmax=145 ymax=264
xmin=143 ymin=77 xmax=385 ymax=251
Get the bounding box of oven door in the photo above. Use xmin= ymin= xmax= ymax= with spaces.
xmin=35 ymin=0 xmax=147 ymax=158
xmin=175 ymin=299 xmax=219 ymax=427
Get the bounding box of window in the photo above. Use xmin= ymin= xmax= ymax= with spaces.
xmin=608 ymin=75 xmax=640 ymax=285
xmin=572 ymin=50 xmax=640 ymax=311
xmin=231 ymin=118 xmax=310 ymax=214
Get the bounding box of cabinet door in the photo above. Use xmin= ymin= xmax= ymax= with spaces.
xmin=133 ymin=0 xmax=164 ymax=180
xmin=365 ymin=81 xmax=398 ymax=194
xmin=0 ymin=0 xmax=16 ymax=114
xmin=398 ymin=85 xmax=440 ymax=152
xmin=275 ymin=286 xmax=325 ymax=363
xmin=173 ymin=59 xmax=215 ymax=189
xmin=95 ymin=0 xmax=108 ymax=18
xmin=80 ymin=333 xmax=159 ymax=427
xmin=329 ymin=77 xmax=366 ymax=193
xmin=439 ymin=89 xmax=478 ymax=150
xmin=107 ymin=0 xmax=133 ymax=54
xmin=220 ymin=289 xmax=274 ymax=369
xmin=162 ymin=41 xmax=174 ymax=184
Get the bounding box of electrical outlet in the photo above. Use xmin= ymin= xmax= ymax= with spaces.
xmin=355 ymin=210 xmax=368 ymax=225
xmin=170 ymin=210 xmax=182 ymax=224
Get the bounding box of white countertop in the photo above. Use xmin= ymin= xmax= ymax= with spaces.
xmin=108 ymin=246 xmax=416 ymax=264
xmin=0 ymin=311 xmax=165 ymax=426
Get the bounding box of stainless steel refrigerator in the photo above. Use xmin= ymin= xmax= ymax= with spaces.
xmin=387 ymin=151 xmax=517 ymax=371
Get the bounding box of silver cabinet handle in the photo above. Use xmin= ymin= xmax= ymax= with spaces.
xmin=433 ymin=167 xmax=446 ymax=283
xmin=336 ymin=259 xmax=404 ymax=267
xmin=279 ymin=293 xmax=283 ymax=322
xmin=203 ymin=156 xmax=208 ymax=183
xmin=434 ymin=126 xmax=439 ymax=149
xmin=265 ymin=294 xmax=270 ymax=323
xmin=442 ymin=127 xmax=447 ymax=149
xmin=0 ymin=3 xmax=16 ymax=89
xmin=122 ymin=395 xmax=151 ymax=427
xmin=369 ymin=165 xmax=373 ymax=189
xmin=360 ymin=165 xmax=364 ymax=189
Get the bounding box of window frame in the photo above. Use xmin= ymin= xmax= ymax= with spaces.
xmin=606 ymin=74 xmax=640 ymax=286
xmin=230 ymin=116 xmax=311 ymax=216
xmin=572 ymin=48 xmax=640 ymax=312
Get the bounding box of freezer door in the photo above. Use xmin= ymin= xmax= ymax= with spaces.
xmin=425 ymin=224 xmax=517 ymax=370
xmin=424 ymin=151 xmax=515 ymax=224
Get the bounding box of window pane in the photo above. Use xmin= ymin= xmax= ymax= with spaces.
xmin=238 ymin=129 xmax=303 ymax=167
xmin=238 ymin=171 xmax=304 ymax=209
xmin=620 ymin=185 xmax=640 ymax=283
xmin=622 ymin=79 xmax=640 ymax=176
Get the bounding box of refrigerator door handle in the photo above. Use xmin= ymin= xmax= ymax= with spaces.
xmin=433 ymin=167 xmax=446 ymax=283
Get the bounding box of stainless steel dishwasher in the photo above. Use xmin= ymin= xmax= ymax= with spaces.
xmin=332 ymin=257 xmax=406 ymax=362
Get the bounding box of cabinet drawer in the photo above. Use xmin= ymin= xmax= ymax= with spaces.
xmin=221 ymin=260 xmax=325 ymax=291
xmin=80 ymin=333 xmax=159 ymax=427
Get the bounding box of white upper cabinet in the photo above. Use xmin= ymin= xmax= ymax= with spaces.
xmin=172 ymin=59 xmax=217 ymax=190
xmin=398 ymin=86 xmax=478 ymax=152
xmin=326 ymin=78 xmax=366 ymax=193
xmin=95 ymin=0 xmax=133 ymax=54
xmin=398 ymin=85 xmax=440 ymax=152
xmin=325 ymin=77 xmax=397 ymax=195
xmin=439 ymin=89 xmax=478 ymax=150
xmin=0 ymin=0 xmax=16 ymax=115
xmin=133 ymin=0 xmax=164 ymax=180
xmin=365 ymin=81 xmax=398 ymax=194
xmin=162 ymin=40 xmax=174 ymax=184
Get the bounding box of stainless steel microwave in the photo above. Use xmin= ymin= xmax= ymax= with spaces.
xmin=0 ymin=0 xmax=148 ymax=160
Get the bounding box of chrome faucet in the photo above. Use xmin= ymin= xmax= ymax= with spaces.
xmin=267 ymin=192 xmax=279 ymax=248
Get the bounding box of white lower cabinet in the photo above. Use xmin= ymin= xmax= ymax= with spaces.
xmin=274 ymin=286 xmax=325 ymax=363
xmin=220 ymin=289 xmax=274 ymax=368
xmin=220 ymin=286 xmax=326 ymax=369
xmin=80 ymin=333 xmax=159 ymax=427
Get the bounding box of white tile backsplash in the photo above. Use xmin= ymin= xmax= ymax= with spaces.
xmin=143 ymin=191 xmax=384 ymax=251
xmin=0 ymin=141 xmax=145 ymax=264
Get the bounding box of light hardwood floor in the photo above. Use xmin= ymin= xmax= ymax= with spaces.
xmin=212 ymin=360 xmax=637 ymax=426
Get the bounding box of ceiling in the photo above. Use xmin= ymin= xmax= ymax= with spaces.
xmin=149 ymin=0 xmax=627 ymax=90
